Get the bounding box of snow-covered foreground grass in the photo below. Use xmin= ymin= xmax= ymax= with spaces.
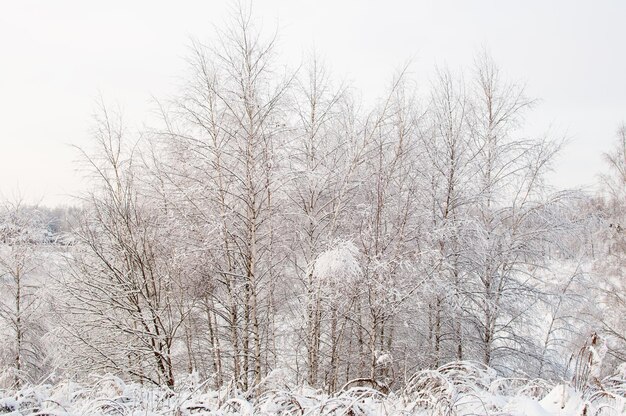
xmin=1 ymin=363 xmax=624 ymax=415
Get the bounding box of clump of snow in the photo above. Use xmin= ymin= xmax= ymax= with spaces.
xmin=375 ymin=351 xmax=393 ymax=367
xmin=313 ymin=240 xmax=362 ymax=287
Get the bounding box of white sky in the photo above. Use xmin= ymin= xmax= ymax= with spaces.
xmin=1 ymin=0 xmax=624 ymax=206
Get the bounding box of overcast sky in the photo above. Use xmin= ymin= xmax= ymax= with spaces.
xmin=1 ymin=0 xmax=624 ymax=205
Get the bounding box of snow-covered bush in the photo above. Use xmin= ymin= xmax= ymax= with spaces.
xmin=0 ymin=363 xmax=623 ymax=415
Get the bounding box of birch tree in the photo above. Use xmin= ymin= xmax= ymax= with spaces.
xmin=61 ymin=105 xmax=190 ymax=387
xmin=0 ymin=200 xmax=48 ymax=387
xmin=157 ymin=5 xmax=294 ymax=389
xmin=463 ymin=54 xmax=566 ymax=370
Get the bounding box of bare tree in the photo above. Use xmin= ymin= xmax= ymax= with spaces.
xmin=60 ymin=104 xmax=190 ymax=387
xmin=593 ymin=124 xmax=626 ymax=367
xmin=284 ymin=54 xmax=350 ymax=387
xmin=154 ymin=4 xmax=295 ymax=390
xmin=417 ymin=67 xmax=474 ymax=367
xmin=0 ymin=198 xmax=48 ymax=387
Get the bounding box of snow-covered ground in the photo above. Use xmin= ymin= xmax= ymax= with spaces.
xmin=1 ymin=362 xmax=624 ymax=415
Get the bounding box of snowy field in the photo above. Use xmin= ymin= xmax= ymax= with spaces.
xmin=1 ymin=362 xmax=624 ymax=416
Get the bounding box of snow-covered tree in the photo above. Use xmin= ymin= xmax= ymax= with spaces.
xmin=59 ymin=105 xmax=192 ymax=387
xmin=0 ymin=199 xmax=49 ymax=387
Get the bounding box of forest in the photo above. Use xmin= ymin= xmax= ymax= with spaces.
xmin=0 ymin=7 xmax=624 ymax=416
